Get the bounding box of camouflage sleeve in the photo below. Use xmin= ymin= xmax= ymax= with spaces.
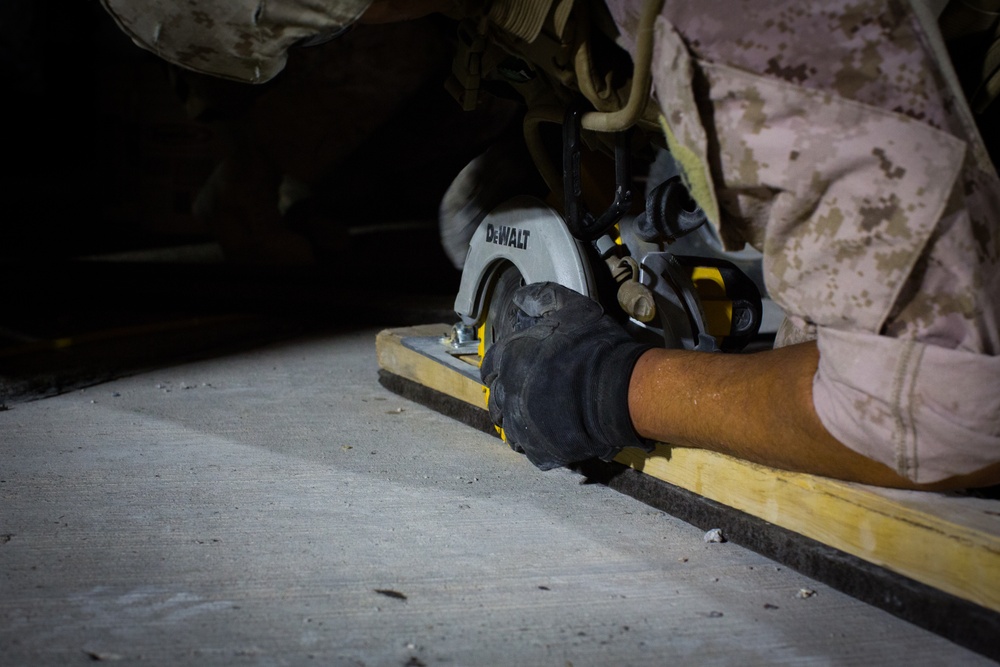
xmin=100 ymin=0 xmax=372 ymax=83
xmin=605 ymin=0 xmax=1000 ymax=483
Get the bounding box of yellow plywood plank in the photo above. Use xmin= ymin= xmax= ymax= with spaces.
xmin=616 ymin=448 xmax=1000 ymax=612
xmin=376 ymin=324 xmax=487 ymax=408
xmin=376 ymin=326 xmax=1000 ymax=614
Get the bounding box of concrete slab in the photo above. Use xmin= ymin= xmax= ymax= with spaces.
xmin=0 ymin=328 xmax=993 ymax=666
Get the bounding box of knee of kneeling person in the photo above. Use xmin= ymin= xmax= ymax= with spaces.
xmin=812 ymin=330 xmax=1000 ymax=490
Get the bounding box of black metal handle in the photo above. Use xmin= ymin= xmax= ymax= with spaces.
xmin=562 ymin=107 xmax=634 ymax=242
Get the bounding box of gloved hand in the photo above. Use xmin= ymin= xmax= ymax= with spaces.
xmin=480 ymin=282 xmax=655 ymax=470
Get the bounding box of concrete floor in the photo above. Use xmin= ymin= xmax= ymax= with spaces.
xmin=0 ymin=327 xmax=993 ymax=666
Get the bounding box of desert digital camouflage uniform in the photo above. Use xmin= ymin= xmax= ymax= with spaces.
xmin=604 ymin=0 xmax=1000 ymax=483
xmin=100 ymin=0 xmax=999 ymax=483
xmin=100 ymin=0 xmax=372 ymax=83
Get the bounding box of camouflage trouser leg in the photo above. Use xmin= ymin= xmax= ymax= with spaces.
xmin=604 ymin=0 xmax=1000 ymax=483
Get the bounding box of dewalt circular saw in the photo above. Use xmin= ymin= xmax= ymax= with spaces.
xmin=440 ymin=0 xmax=773 ymax=363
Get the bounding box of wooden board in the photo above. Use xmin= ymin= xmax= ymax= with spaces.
xmin=376 ymin=325 xmax=1000 ymax=616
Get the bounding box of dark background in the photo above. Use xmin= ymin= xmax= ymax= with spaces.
xmin=0 ymin=0 xmax=522 ymax=403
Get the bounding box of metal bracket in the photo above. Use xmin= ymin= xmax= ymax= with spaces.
xmin=561 ymin=107 xmax=634 ymax=241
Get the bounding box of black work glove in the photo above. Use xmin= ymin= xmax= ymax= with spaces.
xmin=480 ymin=282 xmax=655 ymax=471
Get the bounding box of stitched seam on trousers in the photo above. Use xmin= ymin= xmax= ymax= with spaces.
xmin=891 ymin=339 xmax=917 ymax=478
xmin=904 ymin=342 xmax=925 ymax=482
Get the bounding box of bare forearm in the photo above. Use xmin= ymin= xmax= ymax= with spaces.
xmin=627 ymin=342 xmax=924 ymax=488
